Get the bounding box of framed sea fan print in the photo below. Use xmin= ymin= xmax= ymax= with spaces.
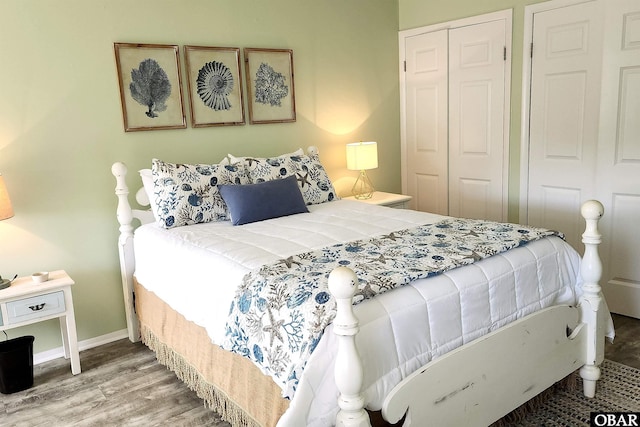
xmin=114 ymin=43 xmax=186 ymax=132
xmin=185 ymin=46 xmax=245 ymax=127
xmin=244 ymin=48 xmax=296 ymax=124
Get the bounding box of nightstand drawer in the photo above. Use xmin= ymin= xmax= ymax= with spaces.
xmin=343 ymin=192 xmax=412 ymax=209
xmin=6 ymin=291 xmax=66 ymax=324
xmin=385 ymin=200 xmax=410 ymax=209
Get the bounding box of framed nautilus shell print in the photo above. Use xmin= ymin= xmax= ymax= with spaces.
xmin=114 ymin=43 xmax=187 ymax=132
xmin=184 ymin=46 xmax=245 ymax=127
xmin=244 ymin=48 xmax=296 ymax=124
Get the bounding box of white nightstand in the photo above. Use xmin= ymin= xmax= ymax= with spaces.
xmin=0 ymin=270 xmax=81 ymax=375
xmin=343 ymin=191 xmax=412 ymax=209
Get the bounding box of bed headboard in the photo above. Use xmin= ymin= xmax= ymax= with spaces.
xmin=111 ymin=161 xmax=143 ymax=342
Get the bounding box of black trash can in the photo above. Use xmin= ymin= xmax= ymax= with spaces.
xmin=0 ymin=335 xmax=35 ymax=394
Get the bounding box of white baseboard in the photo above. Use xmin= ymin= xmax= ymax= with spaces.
xmin=33 ymin=329 xmax=130 ymax=365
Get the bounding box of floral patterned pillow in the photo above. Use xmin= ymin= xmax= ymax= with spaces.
xmin=220 ymin=148 xmax=304 ymax=166
xmin=152 ymin=159 xmax=249 ymax=229
xmin=245 ymin=153 xmax=338 ymax=205
xmin=245 ymin=155 xmax=299 ymax=183
xmin=290 ymin=153 xmax=339 ymax=205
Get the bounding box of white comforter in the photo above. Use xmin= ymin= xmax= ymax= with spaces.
xmin=133 ymin=200 xmax=584 ymax=426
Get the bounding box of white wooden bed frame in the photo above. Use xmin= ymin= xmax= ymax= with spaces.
xmin=112 ymin=156 xmax=607 ymax=427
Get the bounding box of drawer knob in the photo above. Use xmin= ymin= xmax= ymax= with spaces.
xmin=29 ymin=303 xmax=46 ymax=311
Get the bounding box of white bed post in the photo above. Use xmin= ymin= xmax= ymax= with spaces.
xmin=112 ymin=162 xmax=141 ymax=342
xmin=328 ymin=267 xmax=371 ymax=427
xmin=578 ymin=200 xmax=605 ymax=398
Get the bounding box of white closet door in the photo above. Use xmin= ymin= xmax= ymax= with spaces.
xmin=527 ymin=1 xmax=604 ymax=251
xmin=403 ymin=30 xmax=449 ymax=215
xmin=526 ymin=0 xmax=640 ymax=317
xmin=597 ymin=0 xmax=640 ymax=318
xmin=401 ymin=11 xmax=511 ymax=219
xmin=448 ymin=20 xmax=507 ymax=221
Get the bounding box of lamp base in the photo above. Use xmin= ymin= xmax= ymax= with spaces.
xmin=351 ymin=170 xmax=374 ymax=200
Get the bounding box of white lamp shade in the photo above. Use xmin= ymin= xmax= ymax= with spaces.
xmin=0 ymin=174 xmax=14 ymax=221
xmin=346 ymin=141 xmax=378 ymax=171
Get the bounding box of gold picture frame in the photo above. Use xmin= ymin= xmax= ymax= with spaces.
xmin=244 ymin=48 xmax=296 ymax=124
xmin=114 ymin=43 xmax=186 ymax=132
xmin=185 ymin=46 xmax=245 ymax=127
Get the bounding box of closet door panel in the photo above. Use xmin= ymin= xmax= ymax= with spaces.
xmin=526 ymin=1 xmax=603 ymax=251
xmin=449 ymin=20 xmax=507 ymax=221
xmin=596 ymin=0 xmax=640 ymax=318
xmin=414 ymin=173 xmax=444 ymax=214
xmin=457 ymin=178 xmax=491 ymax=220
xmin=404 ymin=30 xmax=449 ymax=215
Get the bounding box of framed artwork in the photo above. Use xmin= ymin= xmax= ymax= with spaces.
xmin=244 ymin=48 xmax=296 ymax=124
xmin=185 ymin=46 xmax=245 ymax=127
xmin=114 ymin=43 xmax=186 ymax=132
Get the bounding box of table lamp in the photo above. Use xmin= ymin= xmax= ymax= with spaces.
xmin=346 ymin=141 xmax=378 ymax=200
xmin=0 ymin=174 xmax=14 ymax=221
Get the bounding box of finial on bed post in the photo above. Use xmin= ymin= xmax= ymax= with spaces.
xmin=328 ymin=267 xmax=371 ymax=427
xmin=578 ymin=200 xmax=605 ymax=398
xmin=112 ymin=162 xmax=141 ymax=343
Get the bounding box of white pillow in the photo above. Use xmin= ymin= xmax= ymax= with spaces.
xmin=139 ymin=169 xmax=161 ymax=222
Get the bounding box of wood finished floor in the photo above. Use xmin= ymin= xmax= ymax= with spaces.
xmin=1 ymin=313 xmax=638 ymax=426
xmin=1 ymin=339 xmax=230 ymax=426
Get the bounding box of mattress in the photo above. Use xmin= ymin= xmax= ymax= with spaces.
xmin=133 ymin=199 xmax=583 ymax=426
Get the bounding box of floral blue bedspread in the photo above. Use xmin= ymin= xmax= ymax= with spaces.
xmin=221 ymin=217 xmax=562 ymax=398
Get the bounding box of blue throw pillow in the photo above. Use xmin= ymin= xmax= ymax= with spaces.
xmin=219 ymin=175 xmax=309 ymax=225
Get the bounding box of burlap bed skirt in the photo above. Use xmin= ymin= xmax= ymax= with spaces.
xmin=134 ymin=280 xmax=290 ymax=427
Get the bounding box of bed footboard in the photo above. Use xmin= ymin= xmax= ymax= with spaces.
xmin=578 ymin=200 xmax=606 ymax=398
xmin=382 ymin=305 xmax=585 ymax=426
xmin=328 ymin=267 xmax=371 ymax=427
xmin=329 ymin=200 xmax=606 ymax=426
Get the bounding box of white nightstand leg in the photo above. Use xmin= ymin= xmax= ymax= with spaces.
xmin=59 ymin=315 xmax=71 ymax=359
xmin=63 ymin=289 xmax=81 ymax=375
xmin=66 ymin=318 xmax=81 ymax=375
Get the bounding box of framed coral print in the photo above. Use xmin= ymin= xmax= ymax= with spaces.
xmin=244 ymin=48 xmax=296 ymax=124
xmin=185 ymin=46 xmax=245 ymax=127
xmin=114 ymin=43 xmax=186 ymax=132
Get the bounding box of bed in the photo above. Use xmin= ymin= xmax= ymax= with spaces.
xmin=112 ymin=146 xmax=613 ymax=427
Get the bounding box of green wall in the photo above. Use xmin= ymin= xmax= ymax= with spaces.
xmin=399 ymin=0 xmax=548 ymax=222
xmin=0 ymin=0 xmax=399 ymax=353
